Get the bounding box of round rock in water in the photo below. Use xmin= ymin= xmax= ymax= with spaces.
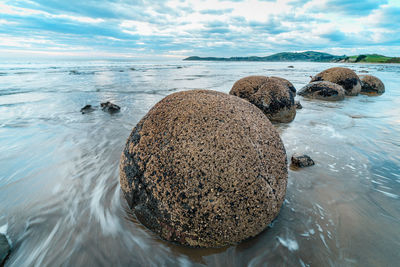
xmin=359 ymin=75 xmax=385 ymax=95
xmin=120 ymin=90 xmax=288 ymax=248
xmin=311 ymin=67 xmax=361 ymax=96
xmin=298 ymin=81 xmax=345 ymax=101
xmin=229 ymin=76 xmax=296 ymax=123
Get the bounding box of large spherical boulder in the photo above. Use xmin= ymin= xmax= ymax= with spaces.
xmin=229 ymin=76 xmax=296 ymax=123
xmin=310 ymin=67 xmax=361 ymax=96
xmin=120 ymin=90 xmax=288 ymax=248
xmin=359 ymin=75 xmax=385 ymax=95
xmin=298 ymin=81 xmax=345 ymax=101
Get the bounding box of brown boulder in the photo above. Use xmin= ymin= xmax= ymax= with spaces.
xmin=298 ymin=81 xmax=345 ymax=101
xmin=229 ymin=76 xmax=296 ymax=123
xmin=359 ymin=75 xmax=385 ymax=95
xmin=120 ymin=90 xmax=288 ymax=248
xmin=311 ymin=67 xmax=361 ymax=96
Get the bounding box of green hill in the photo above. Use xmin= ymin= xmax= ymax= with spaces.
xmin=184 ymin=51 xmax=400 ymax=63
xmin=184 ymin=51 xmax=346 ymax=62
xmin=346 ymin=54 xmax=400 ymax=63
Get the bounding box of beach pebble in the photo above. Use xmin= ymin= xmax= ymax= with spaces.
xmin=0 ymin=234 xmax=10 ymax=266
xmin=229 ymin=76 xmax=296 ymax=123
xmin=80 ymin=104 xmax=95 ymax=114
xmin=359 ymin=75 xmax=385 ymax=95
xmin=120 ymin=90 xmax=288 ymax=248
xmin=311 ymin=67 xmax=361 ymax=96
xmin=101 ymin=101 xmax=120 ymax=113
xmin=298 ymin=81 xmax=345 ymax=101
xmin=295 ymin=100 xmax=302 ymax=109
xmin=291 ymin=153 xmax=315 ymax=168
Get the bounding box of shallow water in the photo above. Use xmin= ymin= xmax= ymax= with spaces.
xmin=0 ymin=60 xmax=399 ymax=266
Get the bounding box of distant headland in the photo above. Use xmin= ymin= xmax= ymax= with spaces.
xmin=183 ymin=51 xmax=400 ymax=63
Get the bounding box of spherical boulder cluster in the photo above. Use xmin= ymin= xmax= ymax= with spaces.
xmin=120 ymin=90 xmax=288 ymax=248
xmin=359 ymin=75 xmax=385 ymax=95
xmin=310 ymin=67 xmax=361 ymax=96
xmin=229 ymin=76 xmax=296 ymax=123
xmin=299 ymin=67 xmax=385 ymax=101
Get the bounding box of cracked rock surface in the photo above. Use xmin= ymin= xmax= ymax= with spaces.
xmin=120 ymin=89 xmax=288 ymax=248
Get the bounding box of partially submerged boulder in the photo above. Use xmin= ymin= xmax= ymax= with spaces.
xmin=298 ymin=81 xmax=345 ymax=101
xmin=359 ymin=75 xmax=385 ymax=95
xmin=80 ymin=104 xmax=95 ymax=114
xmin=101 ymin=101 xmax=120 ymax=113
xmin=311 ymin=67 xmax=361 ymax=96
xmin=0 ymin=234 xmax=10 ymax=266
xmin=229 ymin=76 xmax=296 ymax=123
xmin=291 ymin=154 xmax=315 ymax=168
xmin=120 ymin=90 xmax=288 ymax=248
xmin=295 ymin=100 xmax=302 ymax=109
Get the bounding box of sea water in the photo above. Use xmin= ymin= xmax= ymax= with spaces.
xmin=0 ymin=60 xmax=399 ymax=266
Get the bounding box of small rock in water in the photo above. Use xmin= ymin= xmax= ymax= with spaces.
xmin=291 ymin=153 xmax=315 ymax=168
xmin=80 ymin=104 xmax=95 ymax=114
xmin=295 ymin=100 xmax=302 ymax=109
xmin=130 ymin=67 xmax=136 ymax=71
xmin=288 ymin=65 xmax=294 ymax=68
xmin=0 ymin=234 xmax=10 ymax=266
xmin=101 ymin=101 xmax=120 ymax=113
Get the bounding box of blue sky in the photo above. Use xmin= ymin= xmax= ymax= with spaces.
xmin=0 ymin=0 xmax=399 ymax=59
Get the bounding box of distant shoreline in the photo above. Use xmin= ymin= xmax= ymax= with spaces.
xmin=183 ymin=51 xmax=400 ymax=64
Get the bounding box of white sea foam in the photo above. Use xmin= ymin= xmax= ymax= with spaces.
xmin=0 ymin=223 xmax=7 ymax=234
xmin=277 ymin=236 xmax=299 ymax=251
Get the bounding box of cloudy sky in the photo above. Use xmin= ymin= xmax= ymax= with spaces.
xmin=0 ymin=0 xmax=399 ymax=59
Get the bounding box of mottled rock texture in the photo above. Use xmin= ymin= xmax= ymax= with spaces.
xmin=359 ymin=75 xmax=385 ymax=95
xmin=0 ymin=234 xmax=10 ymax=266
xmin=291 ymin=154 xmax=315 ymax=168
xmin=270 ymin=76 xmax=297 ymax=95
xmin=298 ymin=81 xmax=345 ymax=101
xmin=311 ymin=67 xmax=361 ymax=96
xmin=229 ymin=76 xmax=296 ymax=123
xmin=120 ymin=90 xmax=288 ymax=248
